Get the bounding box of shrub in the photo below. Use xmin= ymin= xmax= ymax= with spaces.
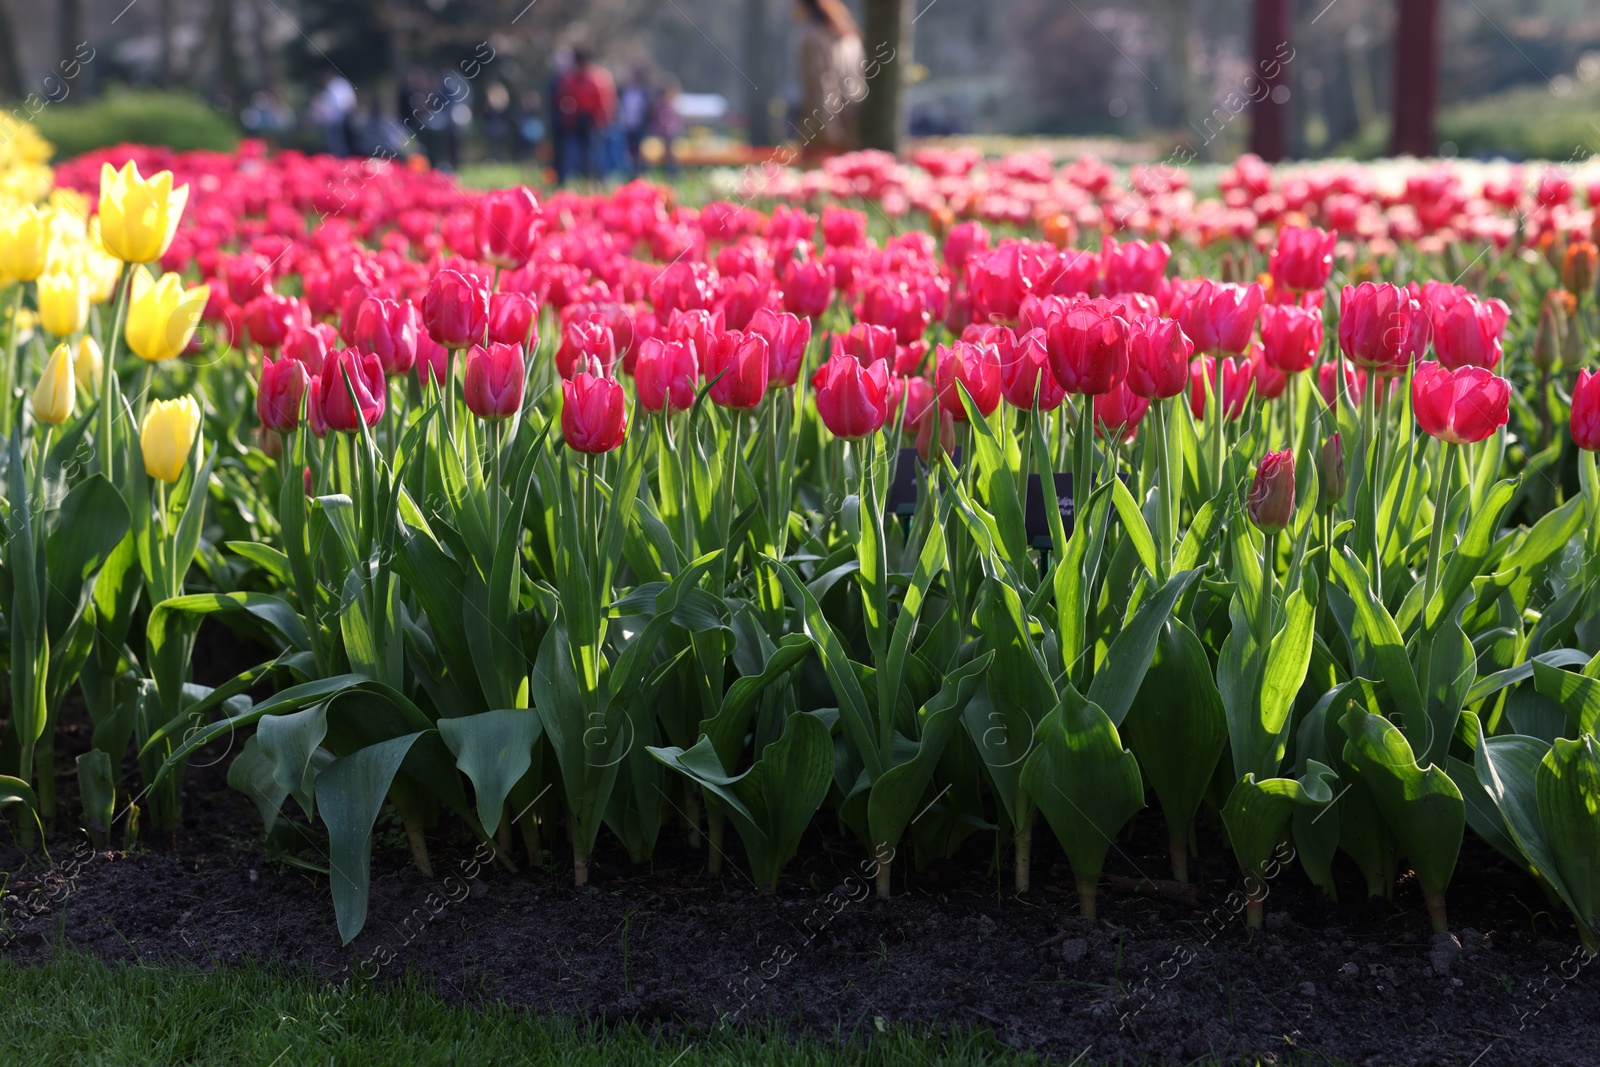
xmin=35 ymin=91 xmax=239 ymax=158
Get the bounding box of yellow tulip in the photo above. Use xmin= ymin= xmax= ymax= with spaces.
xmin=82 ymin=247 xmax=123 ymax=304
xmin=97 ymin=161 xmax=190 ymax=264
xmin=37 ymin=271 xmax=90 ymax=337
xmin=32 ymin=342 xmax=75 ymax=426
xmin=140 ymin=395 xmax=201 ymax=483
xmin=75 ymin=335 xmax=102 ymax=391
xmin=0 ymin=203 xmax=50 ymax=281
xmin=125 ymin=266 xmax=210 ymax=362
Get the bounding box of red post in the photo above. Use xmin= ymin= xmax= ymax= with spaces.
xmin=1249 ymin=0 xmax=1292 ymax=161
xmin=1389 ymin=0 xmax=1439 ymax=156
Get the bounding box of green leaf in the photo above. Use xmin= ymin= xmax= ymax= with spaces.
xmin=1475 ymin=726 xmax=1573 ymax=908
xmin=867 ymin=652 xmax=992 ymax=857
xmin=649 ymin=710 xmax=834 ymax=891
xmin=1221 ymin=762 xmax=1337 ymax=886
xmin=1342 ymin=703 xmax=1464 ymax=911
xmin=437 ymin=709 xmax=545 ymax=836
xmin=1533 ymin=660 xmax=1600 ymax=737
xmin=1329 ymin=548 xmax=1426 ymax=743
xmin=1087 ymin=569 xmax=1199 ymax=728
xmin=1109 ymin=474 xmax=1159 ymax=580
xmin=319 ymin=732 xmax=426 ymax=943
xmin=769 ymin=555 xmax=881 ymax=780
xmin=1537 ymin=736 xmax=1600 ymax=943
xmin=1123 ymin=619 xmax=1226 ymax=874
xmin=255 ymin=702 xmax=331 ymax=824
xmin=1021 ymin=687 xmax=1145 ymax=904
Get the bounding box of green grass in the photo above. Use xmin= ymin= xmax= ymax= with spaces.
xmin=0 ymin=952 xmax=1082 ymax=1066
xmin=1338 ymin=79 xmax=1600 ymax=160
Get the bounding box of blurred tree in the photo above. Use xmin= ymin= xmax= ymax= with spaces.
xmin=1390 ymin=0 xmax=1438 ymax=154
xmin=58 ymin=0 xmax=86 ymax=63
xmin=0 ymin=0 xmax=20 ymax=99
xmin=744 ymin=0 xmax=771 ymax=145
xmin=1249 ymin=0 xmax=1290 ymax=160
xmin=860 ymin=0 xmax=909 ymax=150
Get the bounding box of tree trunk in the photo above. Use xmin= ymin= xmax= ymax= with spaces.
xmin=213 ymin=0 xmax=240 ymax=106
xmin=742 ymin=0 xmax=770 ymax=146
xmin=1248 ymin=0 xmax=1291 ymax=161
xmin=159 ymin=0 xmax=175 ymax=87
xmin=0 ymin=0 xmax=26 ymax=98
xmin=1388 ymin=0 xmax=1438 ymax=156
xmin=59 ymin=0 xmax=86 ymax=65
xmin=858 ymin=0 xmax=908 ymax=152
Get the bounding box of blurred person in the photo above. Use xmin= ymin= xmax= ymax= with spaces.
xmin=793 ymin=0 xmax=864 ymax=156
xmin=619 ymin=68 xmax=653 ymax=178
xmin=652 ymin=75 xmax=684 ymax=176
xmin=515 ymin=89 xmax=546 ymax=164
xmin=482 ymin=82 xmax=513 ymax=162
xmin=310 ymin=72 xmax=356 ymax=156
xmin=570 ymin=49 xmax=616 ymax=182
xmin=551 ymin=48 xmax=580 ymax=184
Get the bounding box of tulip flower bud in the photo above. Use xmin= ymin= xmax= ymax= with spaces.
xmin=97 ymin=162 xmax=190 ymax=264
xmin=1563 ymin=240 xmax=1598 ymax=296
xmin=1046 ymin=302 xmax=1132 ymax=396
xmin=813 ymin=353 xmax=890 ymax=440
xmin=935 ymin=340 xmax=1002 ymax=421
xmin=1338 ymin=282 xmax=1418 ymax=374
xmin=1532 ymin=295 xmax=1564 ymax=374
xmin=561 ymin=371 xmax=628 ymax=453
xmin=1125 ymin=316 xmax=1194 ymax=400
xmin=476 ymin=186 xmax=542 ymax=269
xmin=488 ymin=291 xmax=539 ymax=348
xmin=747 ymin=307 xmax=812 ymax=389
xmin=140 ymin=395 xmax=202 ymax=483
xmin=1247 ymin=448 xmax=1295 ymax=535
xmin=1571 ymin=369 xmax=1600 ymax=452
xmin=243 ymin=292 xmax=306 ymax=353
xmin=1173 ymin=279 xmax=1263 ymax=356
xmin=704 ymin=330 xmax=769 ymax=409
xmin=257 ymin=355 xmax=311 ymax=432
xmin=37 ymin=271 xmax=90 ymax=337
xmin=1268 ymin=226 xmax=1336 ymax=293
xmin=1411 ymin=362 xmax=1510 ymax=445
xmin=225 ymin=252 xmax=275 ymax=306
xmin=284 ymin=322 xmax=336 ymax=376
xmin=125 ymin=266 xmax=210 ymax=363
xmin=75 ymin=335 xmax=103 ymax=392
xmin=1317 ymin=433 xmax=1346 ymax=511
xmin=422 ymin=269 xmax=490 ymax=349
xmin=0 ymin=204 xmax=51 ymax=281
xmin=781 ymin=258 xmax=836 ymax=319
xmin=353 ymin=296 xmax=420 ymax=376
xmin=991 ymin=326 xmax=1065 ymax=411
xmin=1095 ymin=379 xmax=1150 ymax=442
xmin=463 ymin=342 xmax=526 ymax=421
xmin=318 ymin=349 xmax=386 ymax=433
xmin=634 ymin=337 xmax=699 ymax=414
xmin=32 ymin=343 xmax=75 ymax=426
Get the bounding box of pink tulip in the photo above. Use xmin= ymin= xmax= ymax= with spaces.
xmin=463 ymin=342 xmax=526 ymax=421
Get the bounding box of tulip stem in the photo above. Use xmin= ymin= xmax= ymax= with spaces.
xmin=2 ymin=283 xmax=22 ymax=437
xmin=1211 ymin=350 xmax=1226 ymax=494
xmin=97 ymin=267 xmax=133 ymax=477
xmin=1152 ymin=399 xmax=1172 ymax=581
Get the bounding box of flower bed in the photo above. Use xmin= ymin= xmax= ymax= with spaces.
xmin=2 ymin=134 xmax=1599 ymax=978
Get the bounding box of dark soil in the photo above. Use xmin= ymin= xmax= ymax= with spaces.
xmin=4 ymin=657 xmax=1598 ymax=1066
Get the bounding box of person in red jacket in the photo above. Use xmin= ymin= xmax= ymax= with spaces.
xmin=566 ymin=49 xmax=616 ymax=182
